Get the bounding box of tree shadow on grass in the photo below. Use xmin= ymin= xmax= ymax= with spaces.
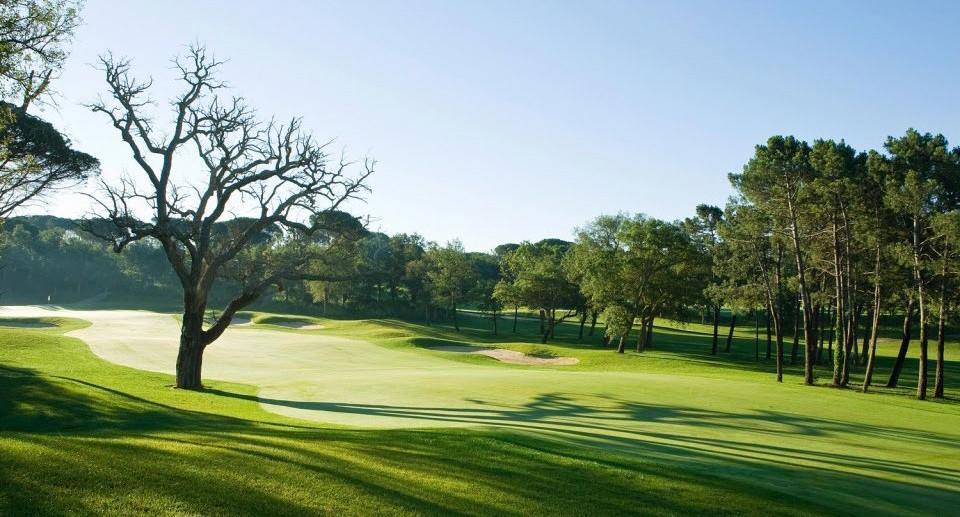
xmin=209 ymin=389 xmax=960 ymax=491
xmin=3 ymin=361 xmax=957 ymax=515
xmin=0 ymin=364 xmax=310 ymax=434
xmin=4 ymin=422 xmax=832 ymax=517
xmin=1 ymin=366 xmax=827 ymax=515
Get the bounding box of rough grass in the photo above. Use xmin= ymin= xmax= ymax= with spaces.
xmin=1 ymin=311 xmax=959 ymax=515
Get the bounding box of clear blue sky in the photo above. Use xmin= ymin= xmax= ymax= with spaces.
xmin=31 ymin=0 xmax=960 ymax=251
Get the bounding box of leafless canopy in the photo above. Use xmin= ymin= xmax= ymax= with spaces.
xmin=83 ymin=45 xmax=373 ymax=344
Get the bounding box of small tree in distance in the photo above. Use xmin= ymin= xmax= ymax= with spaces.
xmin=83 ymin=46 xmax=373 ymax=389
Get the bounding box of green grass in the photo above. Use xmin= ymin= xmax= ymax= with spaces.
xmin=1 ymin=311 xmax=959 ymax=515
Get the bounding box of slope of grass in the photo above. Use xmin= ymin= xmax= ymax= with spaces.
xmin=2 ymin=312 xmax=959 ymax=515
xmin=256 ymin=308 xmax=960 ymax=396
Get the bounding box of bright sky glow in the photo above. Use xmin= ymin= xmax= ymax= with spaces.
xmin=26 ymin=0 xmax=960 ymax=251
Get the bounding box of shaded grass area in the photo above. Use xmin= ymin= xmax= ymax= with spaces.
xmin=0 ymin=320 xmax=850 ymax=516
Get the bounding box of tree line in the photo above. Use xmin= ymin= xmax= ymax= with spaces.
xmin=0 ymin=3 xmax=954 ymax=396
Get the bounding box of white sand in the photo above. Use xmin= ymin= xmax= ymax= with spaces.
xmin=430 ymin=344 xmax=579 ymax=365
xmin=269 ymin=320 xmax=324 ymax=330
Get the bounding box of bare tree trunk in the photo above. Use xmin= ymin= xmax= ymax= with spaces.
xmin=935 ymin=303 xmax=946 ymax=398
xmin=646 ymin=318 xmax=654 ymax=349
xmin=549 ymin=309 xmax=556 ymax=339
xmin=754 ymin=309 xmax=760 ymax=362
xmin=636 ymin=317 xmax=646 ymax=353
xmin=791 ymin=299 xmax=800 ymax=364
xmin=757 ymin=245 xmax=785 ymax=382
xmin=785 ymin=195 xmax=816 ymax=385
xmin=859 ymin=308 xmax=871 ymax=366
xmin=935 ymin=237 xmax=948 ymax=399
xmin=541 ymin=309 xmax=556 ymax=344
xmin=617 ymin=316 xmax=634 ymax=354
xmin=774 ymin=246 xmax=785 ymax=382
xmin=766 ymin=308 xmax=772 ymax=360
xmin=175 ymin=338 xmax=204 ymax=389
xmin=826 ymin=308 xmax=835 ymax=366
xmin=176 ymin=304 xmax=206 ymax=390
xmin=710 ymin=305 xmax=720 ymax=355
xmin=915 ymin=214 xmax=929 ymax=400
xmin=588 ymin=309 xmax=598 ymax=336
xmin=886 ymin=297 xmax=915 ymax=388
xmin=725 ymin=314 xmax=736 ymax=353
xmin=840 ymin=305 xmax=858 ymax=387
xmin=863 ymin=244 xmax=882 ymax=393
xmin=711 ymin=305 xmax=720 ymax=355
xmin=815 ymin=304 xmax=823 ymax=364
xmin=775 ymin=321 xmax=784 ymax=383
xmin=578 ymin=310 xmax=587 ymax=340
xmin=918 ymin=325 xmax=929 ymax=399
xmin=832 ymin=218 xmax=846 ymax=386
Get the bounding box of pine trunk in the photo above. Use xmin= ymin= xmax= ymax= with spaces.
xmin=711 ymin=305 xmax=720 ymax=355
xmin=886 ymin=297 xmax=914 ymax=388
xmin=934 ymin=237 xmax=948 ymax=399
xmin=935 ymin=309 xmax=946 ymax=398
xmin=914 ymin=214 xmax=929 ymax=400
xmin=862 ymin=244 xmax=882 ymax=393
xmin=766 ymin=308 xmax=772 ymax=360
xmin=725 ymin=314 xmax=736 ymax=353
xmin=790 ymin=299 xmax=800 ymax=364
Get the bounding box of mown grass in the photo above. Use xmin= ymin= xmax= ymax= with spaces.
xmin=248 ymin=307 xmax=960 ymax=396
xmin=1 ymin=311 xmax=959 ymax=515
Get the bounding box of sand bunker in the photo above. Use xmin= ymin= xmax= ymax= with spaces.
xmin=430 ymin=344 xmax=579 ymax=365
xmin=268 ymin=320 xmax=324 ymax=330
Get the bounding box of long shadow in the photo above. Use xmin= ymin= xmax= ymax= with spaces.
xmin=207 ymin=388 xmax=960 ymax=488
xmin=0 ymin=364 xmax=312 ymax=433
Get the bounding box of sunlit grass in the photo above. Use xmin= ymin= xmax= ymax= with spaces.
xmin=1 ymin=312 xmax=959 ymax=515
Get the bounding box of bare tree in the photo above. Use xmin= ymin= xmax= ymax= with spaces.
xmin=83 ymin=46 xmax=373 ymax=389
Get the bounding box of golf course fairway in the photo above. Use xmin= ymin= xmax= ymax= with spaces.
xmin=1 ymin=307 xmax=959 ymax=515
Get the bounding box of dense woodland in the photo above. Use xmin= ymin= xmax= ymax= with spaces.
xmin=4 ymin=128 xmax=960 ymax=400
